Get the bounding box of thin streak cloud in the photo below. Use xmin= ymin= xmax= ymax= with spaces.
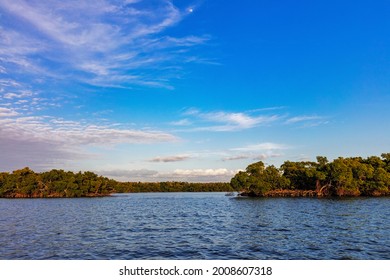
xmin=149 ymin=155 xmax=191 ymax=163
xmin=177 ymin=108 xmax=280 ymax=131
xmin=286 ymin=115 xmax=325 ymax=124
xmin=231 ymin=142 xmax=289 ymax=152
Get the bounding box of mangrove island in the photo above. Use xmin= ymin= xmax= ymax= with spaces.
xmin=231 ymin=153 xmax=390 ymax=197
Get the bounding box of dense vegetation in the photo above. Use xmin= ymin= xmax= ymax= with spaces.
xmin=0 ymin=168 xmax=117 ymax=198
xmin=115 ymin=181 xmax=232 ymax=193
xmin=2 ymin=153 xmax=389 ymax=198
xmin=230 ymin=153 xmax=390 ymax=197
xmin=0 ymin=168 xmax=232 ymax=198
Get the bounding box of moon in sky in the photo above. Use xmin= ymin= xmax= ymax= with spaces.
xmin=188 ymin=8 xmax=194 ymax=13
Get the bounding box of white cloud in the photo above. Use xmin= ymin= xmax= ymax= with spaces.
xmin=0 ymin=79 xmax=21 ymax=88
xmin=3 ymin=90 xmax=34 ymax=99
xmin=231 ymin=142 xmax=289 ymax=151
xmin=0 ymin=136 xmax=91 ymax=171
xmin=99 ymin=169 xmax=159 ymax=179
xmin=0 ymin=107 xmax=19 ymax=117
xmin=173 ymin=109 xmax=328 ymax=132
xmin=204 ymin=112 xmax=269 ymax=128
xmin=222 ymin=155 xmax=251 ymax=161
xmin=0 ymin=116 xmax=178 ymax=146
xmin=247 ymin=106 xmax=286 ymax=113
xmin=173 ymin=168 xmax=233 ymax=176
xmin=149 ymin=154 xmax=191 ymax=163
xmin=223 ymin=153 xmax=283 ymax=161
xmin=178 ymin=108 xmax=280 ymax=131
xmin=222 ymin=142 xmax=288 ymax=162
xmin=0 ymin=112 xmax=179 ymax=170
xmin=253 ymin=153 xmax=283 ymax=160
xmin=286 ymin=115 xmax=323 ymax=124
xmin=169 ymin=118 xmax=192 ymax=126
xmin=0 ymin=0 xmax=209 ymax=89
xmin=285 ymin=115 xmax=328 ymax=127
xmin=170 ymin=168 xmax=237 ymax=182
xmin=99 ymin=168 xmax=238 ymax=182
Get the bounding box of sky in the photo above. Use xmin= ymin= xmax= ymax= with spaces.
xmin=1 ymin=0 xmax=389 ymax=182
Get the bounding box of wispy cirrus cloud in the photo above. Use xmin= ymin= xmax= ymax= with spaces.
xmin=285 ymin=115 xmax=329 ymax=127
xmin=0 ymin=0 xmax=206 ymax=171
xmin=170 ymin=107 xmax=330 ymax=132
xmin=0 ymin=0 xmax=209 ymax=89
xmin=174 ymin=108 xmax=280 ymax=131
xmin=222 ymin=142 xmax=288 ymax=162
xmin=230 ymin=142 xmax=289 ymax=152
xmin=169 ymin=118 xmax=192 ymax=126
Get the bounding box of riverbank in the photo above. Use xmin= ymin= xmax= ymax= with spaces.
xmin=239 ymin=188 xmax=390 ymax=198
xmin=0 ymin=192 xmax=111 ymax=198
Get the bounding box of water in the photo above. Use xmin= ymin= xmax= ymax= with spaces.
xmin=0 ymin=193 xmax=389 ymax=259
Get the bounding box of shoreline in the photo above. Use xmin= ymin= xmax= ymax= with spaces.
xmin=1 ymin=190 xmax=390 ymax=198
xmin=0 ymin=193 xmax=111 ymax=199
xmin=238 ymin=189 xmax=390 ymax=198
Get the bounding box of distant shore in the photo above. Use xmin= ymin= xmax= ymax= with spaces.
xmin=3 ymin=189 xmax=389 ymax=199
xmin=0 ymin=192 xmax=111 ymax=199
xmin=0 ymin=167 xmax=233 ymax=198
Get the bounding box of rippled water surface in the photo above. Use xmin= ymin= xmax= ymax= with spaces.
xmin=0 ymin=193 xmax=389 ymax=259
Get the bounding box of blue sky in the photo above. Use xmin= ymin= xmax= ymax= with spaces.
xmin=1 ymin=0 xmax=389 ymax=182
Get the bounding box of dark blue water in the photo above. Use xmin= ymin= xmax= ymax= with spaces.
xmin=0 ymin=193 xmax=389 ymax=259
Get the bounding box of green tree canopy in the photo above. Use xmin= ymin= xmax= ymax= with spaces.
xmin=230 ymin=154 xmax=390 ymax=197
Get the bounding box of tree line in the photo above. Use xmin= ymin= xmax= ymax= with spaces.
xmin=115 ymin=181 xmax=232 ymax=193
xmin=2 ymin=153 xmax=389 ymax=198
xmin=0 ymin=168 xmax=232 ymax=198
xmin=230 ymin=153 xmax=390 ymax=197
xmin=0 ymin=168 xmax=117 ymax=198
